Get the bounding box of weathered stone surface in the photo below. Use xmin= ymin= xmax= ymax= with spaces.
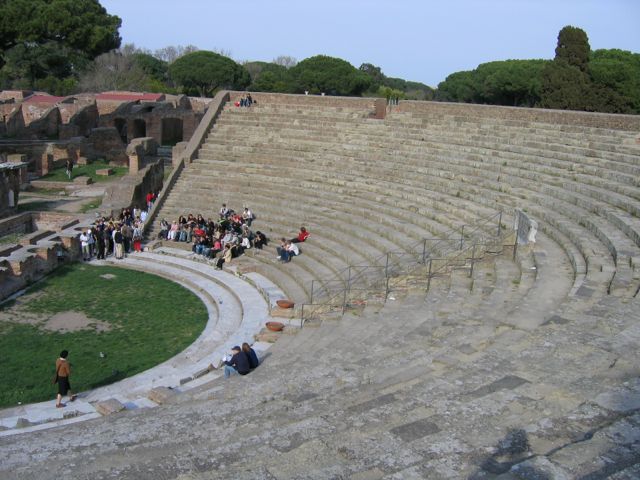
xmin=468 ymin=375 xmax=530 ymax=399
xmin=94 ymin=398 xmax=125 ymax=416
xmin=390 ymin=417 xmax=441 ymax=442
xmin=126 ymin=137 xmax=158 ymax=157
xmin=255 ymin=329 xmax=281 ymax=343
xmin=148 ymin=386 xmax=177 ymax=405
xmin=593 ymin=379 xmax=640 ymax=413
xmin=270 ymin=307 xmax=296 ymax=319
xmin=14 ymin=417 xmax=35 ymax=428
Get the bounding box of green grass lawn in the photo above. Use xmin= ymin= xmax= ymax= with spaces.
xmin=39 ymin=159 xmax=128 ymax=183
xmin=79 ymin=197 xmax=103 ymax=213
xmin=0 ymin=264 xmax=208 ymax=408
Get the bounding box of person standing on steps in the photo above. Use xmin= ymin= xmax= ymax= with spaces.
xmin=65 ymin=158 xmax=73 ymax=180
xmin=54 ymin=350 xmax=76 ymax=408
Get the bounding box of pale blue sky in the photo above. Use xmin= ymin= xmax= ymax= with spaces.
xmin=99 ymin=0 xmax=640 ymax=88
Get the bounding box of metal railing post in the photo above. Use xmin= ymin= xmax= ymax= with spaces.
xmin=343 ymin=266 xmax=351 ymax=314
xmin=422 ymin=238 xmax=427 ymax=264
xmin=310 ymin=280 xmax=314 ymax=305
xmin=470 ymin=244 xmax=476 ymax=278
xmin=426 ymin=258 xmax=433 ymax=291
xmin=513 ymin=234 xmax=518 ymax=261
xmin=460 ymin=225 xmax=465 ymax=250
xmin=385 ymin=253 xmax=390 ymax=277
xmin=385 ymin=275 xmax=390 ymax=300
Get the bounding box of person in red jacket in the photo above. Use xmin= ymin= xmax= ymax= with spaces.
xmin=291 ymin=226 xmax=310 ymax=243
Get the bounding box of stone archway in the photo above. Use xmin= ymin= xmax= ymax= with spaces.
xmin=131 ymin=119 xmax=147 ymax=139
xmin=114 ymin=118 xmax=127 ymax=143
xmin=161 ymin=118 xmax=183 ymax=146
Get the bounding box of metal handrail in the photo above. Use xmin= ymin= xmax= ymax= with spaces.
xmin=299 ymin=210 xmax=508 ymax=325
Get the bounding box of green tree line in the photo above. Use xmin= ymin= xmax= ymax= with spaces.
xmin=437 ymin=26 xmax=640 ymax=114
xmin=0 ymin=2 xmax=637 ymax=115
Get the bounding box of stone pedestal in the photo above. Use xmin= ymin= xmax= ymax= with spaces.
xmin=128 ymin=154 xmax=140 ymax=174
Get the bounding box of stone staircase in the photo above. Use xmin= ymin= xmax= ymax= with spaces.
xmin=2 ymin=94 xmax=639 ymax=479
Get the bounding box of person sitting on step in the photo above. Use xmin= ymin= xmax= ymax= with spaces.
xmin=223 ymin=346 xmax=250 ymax=378
xmin=291 ymin=226 xmax=310 ymax=243
xmin=277 ymin=239 xmax=299 ymax=263
xmin=253 ymin=231 xmax=268 ymax=250
xmin=216 ymin=243 xmax=233 ymax=270
xmin=242 ymin=342 xmax=260 ymax=369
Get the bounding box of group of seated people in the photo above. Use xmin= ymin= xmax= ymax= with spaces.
xmin=159 ymin=204 xmax=311 ymax=269
xmin=222 ymin=343 xmax=260 ymax=378
xmin=158 ymin=205 xmax=268 ymax=269
xmin=235 ymin=93 xmax=255 ymax=107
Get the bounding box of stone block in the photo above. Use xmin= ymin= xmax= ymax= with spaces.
xmin=76 ymin=156 xmax=89 ymax=165
xmin=193 ymin=366 xmax=214 ymax=379
xmin=390 ymin=417 xmax=440 ymax=442
xmin=95 ymin=168 xmax=114 ymax=176
xmin=148 ymin=386 xmax=177 ymax=405
xmin=255 ymin=328 xmax=282 ymax=343
xmin=270 ymin=307 xmax=296 ymax=319
xmin=73 ymin=175 xmax=92 ymax=185
xmin=95 ymin=398 xmax=125 ymax=416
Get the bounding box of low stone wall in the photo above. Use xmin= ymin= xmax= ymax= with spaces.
xmin=102 ymin=159 xmax=164 ymax=217
xmin=396 ymin=100 xmax=640 ymax=131
xmin=180 ymin=90 xmax=230 ymax=164
xmin=0 ymin=213 xmax=33 ymax=238
xmin=0 ymin=211 xmax=80 ymax=239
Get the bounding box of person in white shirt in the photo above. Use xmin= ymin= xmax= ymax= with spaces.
xmin=79 ymin=231 xmax=90 ymax=261
xmin=279 ymin=240 xmax=299 ymax=263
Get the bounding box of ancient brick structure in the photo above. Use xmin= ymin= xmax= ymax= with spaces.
xmin=0 ymin=160 xmax=27 ymax=217
xmin=0 ymin=90 xmax=209 ymax=175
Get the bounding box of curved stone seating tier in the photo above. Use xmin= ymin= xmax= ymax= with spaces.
xmin=154 ymin=167 xmax=505 ymax=303
xmin=186 ymin=154 xmax=611 ymax=294
xmin=384 ymin=114 xmax=640 ymax=157
xmin=209 ymin=122 xmax=640 ymax=213
xmin=194 ymin=106 xmax=640 ymax=297
xmin=215 ymin=113 xmax=640 ymax=194
xmin=222 ymin=106 xmax=640 ymax=169
xmin=219 ymin=107 xmax=640 ymax=193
